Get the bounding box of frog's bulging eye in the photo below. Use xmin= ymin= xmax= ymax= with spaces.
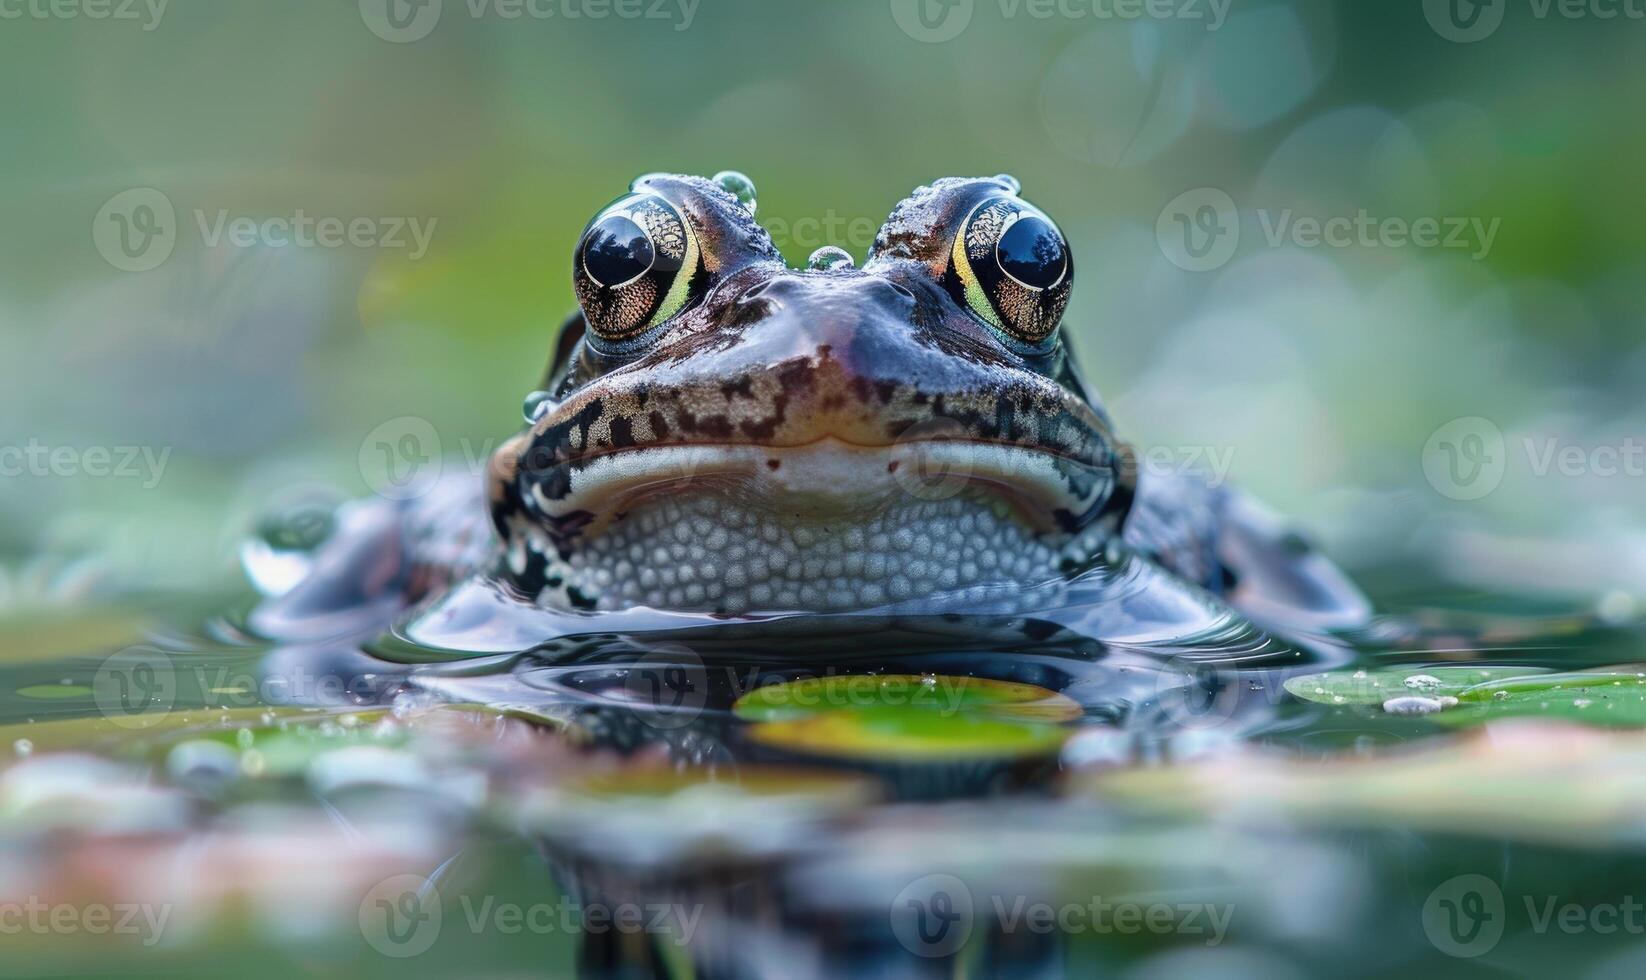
xmin=950 ymin=197 xmax=1072 ymax=346
xmin=574 ymin=194 xmax=699 ymax=345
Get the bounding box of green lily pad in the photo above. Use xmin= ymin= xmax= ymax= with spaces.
xmin=735 ymin=675 xmax=1080 ymax=761
xmin=1432 ymin=671 xmax=1646 ymax=727
xmin=747 ymin=705 xmax=1073 ymax=760
xmin=15 ymin=684 xmax=94 ymax=701
xmin=1456 ymin=671 xmax=1646 ymax=701
xmin=0 ymin=706 xmax=377 ymax=758
xmin=1283 ymin=665 xmax=1553 ymax=706
xmin=733 ymin=675 xmax=1082 ymax=723
xmin=1284 ymin=665 xmax=1646 ymax=728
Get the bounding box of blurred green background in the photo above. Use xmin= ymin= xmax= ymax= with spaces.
xmin=2 ymin=0 xmax=1643 ymax=606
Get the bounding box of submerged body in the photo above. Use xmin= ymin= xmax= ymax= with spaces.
xmin=252 ymin=173 xmax=1367 ymax=650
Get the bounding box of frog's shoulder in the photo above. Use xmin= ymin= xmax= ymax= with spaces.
xmin=244 ymin=472 xmax=491 ymax=640
xmin=1125 ymin=471 xmax=1370 ymax=632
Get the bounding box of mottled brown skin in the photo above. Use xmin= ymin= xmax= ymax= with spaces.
xmin=489 ymin=175 xmax=1133 ymax=570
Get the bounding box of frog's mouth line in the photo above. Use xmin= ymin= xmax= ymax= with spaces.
xmin=515 ymin=437 xmax=1119 ymax=548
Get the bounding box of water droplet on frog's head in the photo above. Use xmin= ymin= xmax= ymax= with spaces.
xmin=711 ymin=170 xmax=757 ymax=215
xmin=1403 ymin=673 xmax=1442 ymax=692
xmin=806 ymin=246 xmax=855 ymax=272
xmin=994 ymin=173 xmax=1022 ymax=194
xmin=523 ymin=390 xmax=556 ymax=423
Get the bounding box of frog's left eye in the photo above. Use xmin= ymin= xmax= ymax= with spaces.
xmin=949 ymin=197 xmax=1072 ymax=346
xmin=573 ymin=194 xmax=699 ymax=345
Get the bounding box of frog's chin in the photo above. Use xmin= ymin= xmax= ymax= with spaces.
xmin=525 ymin=438 xmax=1115 ymax=542
xmin=497 ymin=438 xmax=1119 ymax=614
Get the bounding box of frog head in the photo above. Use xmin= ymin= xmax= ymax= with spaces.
xmin=486 ymin=173 xmax=1134 ymax=613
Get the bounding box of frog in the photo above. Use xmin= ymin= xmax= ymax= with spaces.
xmin=248 ymin=172 xmax=1368 ymax=655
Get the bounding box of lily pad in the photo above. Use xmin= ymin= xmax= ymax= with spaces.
xmin=735 ymin=675 xmax=1080 ymax=761
xmin=1432 ymin=671 xmax=1646 ymax=727
xmin=15 ymin=684 xmax=94 ymax=701
xmin=1283 ymin=665 xmax=1553 ymax=706
xmin=0 ymin=705 xmax=378 ymax=758
xmin=747 ymin=706 xmax=1073 ymax=760
xmin=733 ymin=675 xmax=1081 ymax=723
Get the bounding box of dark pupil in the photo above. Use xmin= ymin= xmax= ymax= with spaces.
xmin=996 ymin=215 xmax=1065 ymax=290
xmin=582 ymin=215 xmax=655 ymax=287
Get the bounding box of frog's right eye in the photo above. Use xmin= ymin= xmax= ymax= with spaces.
xmin=573 ymin=194 xmax=700 ymax=345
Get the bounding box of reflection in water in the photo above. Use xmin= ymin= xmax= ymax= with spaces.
xmin=0 ymin=587 xmax=1643 ymax=976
